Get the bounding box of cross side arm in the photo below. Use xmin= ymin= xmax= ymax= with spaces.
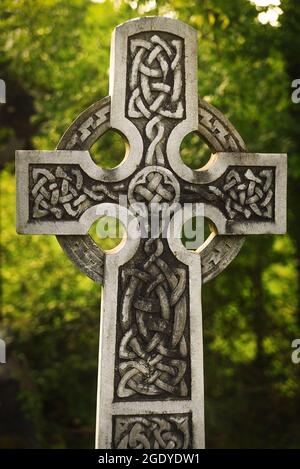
xmin=180 ymin=152 xmax=287 ymax=235
xmin=16 ymin=150 xmax=127 ymax=234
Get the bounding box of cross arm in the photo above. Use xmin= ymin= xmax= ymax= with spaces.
xmin=180 ymin=152 xmax=287 ymax=235
xmin=16 ymin=150 xmax=126 ymax=234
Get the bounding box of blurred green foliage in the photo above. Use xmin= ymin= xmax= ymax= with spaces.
xmin=0 ymin=0 xmax=300 ymax=448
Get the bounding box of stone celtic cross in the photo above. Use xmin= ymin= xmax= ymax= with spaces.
xmin=16 ymin=17 xmax=287 ymax=449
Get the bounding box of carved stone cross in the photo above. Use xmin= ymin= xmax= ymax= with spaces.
xmin=16 ymin=17 xmax=287 ymax=449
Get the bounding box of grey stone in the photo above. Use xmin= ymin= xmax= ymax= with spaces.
xmin=16 ymin=16 xmax=287 ymax=449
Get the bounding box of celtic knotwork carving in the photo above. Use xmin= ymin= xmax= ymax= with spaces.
xmin=127 ymin=33 xmax=185 ymax=165
xmin=128 ymin=35 xmax=184 ymax=120
xmin=134 ymin=172 xmax=175 ymax=204
xmin=30 ymin=165 xmax=122 ymax=220
xmin=128 ymin=166 xmax=180 ymax=208
xmin=209 ymin=167 xmax=274 ymax=220
xmin=144 ymin=116 xmax=165 ymax=165
xmin=114 ymin=414 xmax=191 ymax=449
xmin=116 ymin=238 xmax=189 ymax=399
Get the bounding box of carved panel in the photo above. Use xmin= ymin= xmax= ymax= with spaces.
xmin=182 ymin=166 xmax=275 ymax=222
xmin=126 ymin=32 xmax=185 ymax=121
xmin=29 ymin=164 xmax=125 ymax=221
xmin=209 ymin=167 xmax=275 ymax=221
xmin=114 ymin=238 xmax=190 ymax=401
xmin=113 ymin=413 xmax=192 ymax=449
xmin=128 ymin=166 xmax=180 ymax=207
xmin=126 ymin=32 xmax=185 ymax=165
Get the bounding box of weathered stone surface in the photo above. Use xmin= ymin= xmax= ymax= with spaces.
xmin=16 ymin=16 xmax=287 ymax=449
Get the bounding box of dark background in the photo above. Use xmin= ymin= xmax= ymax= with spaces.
xmin=0 ymin=0 xmax=299 ymax=448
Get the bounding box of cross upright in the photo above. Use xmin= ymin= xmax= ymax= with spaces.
xmin=16 ymin=16 xmax=287 ymax=449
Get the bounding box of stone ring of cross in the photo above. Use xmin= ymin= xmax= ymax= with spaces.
xmin=16 ymin=17 xmax=287 ymax=449
xmin=55 ymin=95 xmax=246 ymax=285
